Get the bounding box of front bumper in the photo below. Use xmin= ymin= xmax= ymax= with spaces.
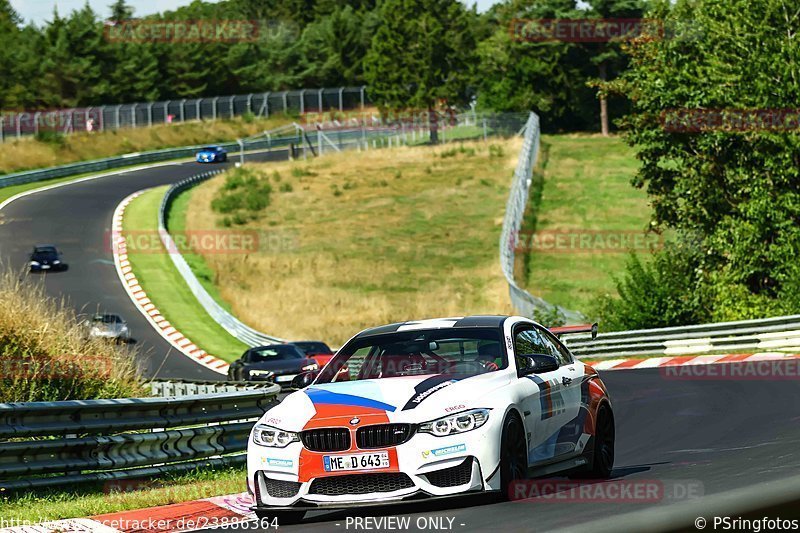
xmin=247 ymin=426 xmax=502 ymax=509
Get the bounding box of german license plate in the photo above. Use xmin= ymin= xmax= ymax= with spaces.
xmin=275 ymin=374 xmax=296 ymax=383
xmin=323 ymin=451 xmax=389 ymax=472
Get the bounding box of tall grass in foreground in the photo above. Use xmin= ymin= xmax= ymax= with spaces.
xmin=0 ymin=269 xmax=144 ymax=402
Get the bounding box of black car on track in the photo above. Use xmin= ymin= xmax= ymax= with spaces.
xmin=29 ymin=244 xmax=68 ymax=272
xmin=227 ymin=344 xmax=320 ymax=387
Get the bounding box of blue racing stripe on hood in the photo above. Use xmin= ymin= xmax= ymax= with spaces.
xmin=305 ymin=388 xmax=397 ymax=412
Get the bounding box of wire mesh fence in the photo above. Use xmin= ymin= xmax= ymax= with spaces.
xmin=0 ymin=86 xmax=368 ymax=142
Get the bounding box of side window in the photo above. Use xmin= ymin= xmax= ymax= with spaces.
xmin=514 ymin=328 xmax=552 ymax=357
xmin=538 ymin=327 xmax=574 ymax=366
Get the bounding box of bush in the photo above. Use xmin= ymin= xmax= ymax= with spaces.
xmin=211 ymin=168 xmax=272 ymax=222
xmin=0 ymin=270 xmax=144 ymax=402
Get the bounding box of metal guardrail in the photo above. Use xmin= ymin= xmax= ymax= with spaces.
xmin=499 ymin=112 xmax=583 ymax=323
xmin=149 ymin=379 xmax=279 ymax=397
xmin=565 ymin=314 xmax=800 ymax=358
xmin=158 ymin=113 xmax=524 ymax=348
xmin=0 ymin=386 xmax=280 ymax=491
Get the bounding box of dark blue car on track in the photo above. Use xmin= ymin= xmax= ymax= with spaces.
xmin=196 ymin=145 xmax=227 ymax=163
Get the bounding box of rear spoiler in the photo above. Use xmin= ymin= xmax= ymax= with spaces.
xmin=549 ymin=323 xmax=598 ymax=340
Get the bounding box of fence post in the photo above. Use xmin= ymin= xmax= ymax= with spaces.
xmin=247 ymin=94 xmax=253 ymax=114
xmin=164 ymin=101 xmax=170 ymax=124
xmin=212 ymin=97 xmax=219 ymax=120
xmin=115 ymin=105 xmax=121 ymax=129
xmin=339 ymin=87 xmax=345 ymax=112
xmin=299 ymin=89 xmax=305 ymax=115
xmin=360 ymin=86 xmax=365 ymax=109
xmin=147 ymin=103 xmax=153 ymax=127
xmin=180 ymin=99 xmax=186 ymax=123
xmin=16 ymin=113 xmax=21 ymax=139
xmin=131 ymin=104 xmax=137 ymax=128
xmin=196 ymin=99 xmax=201 ymax=120
xmin=318 ymin=89 xmax=323 ymax=113
xmin=264 ymin=92 xmax=270 ymax=117
xmin=282 ymin=91 xmax=288 ymax=113
xmin=230 ymin=95 xmax=236 ymax=119
xmin=0 ymin=116 xmax=4 ymax=143
xmin=33 ymin=111 xmax=40 ymax=136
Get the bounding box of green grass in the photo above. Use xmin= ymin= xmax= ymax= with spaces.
xmin=124 ymin=187 xmax=248 ymax=361
xmin=0 ymin=466 xmax=245 ymax=522
xmin=521 ymin=134 xmax=651 ymax=314
xmin=166 ymin=187 xmax=236 ymax=313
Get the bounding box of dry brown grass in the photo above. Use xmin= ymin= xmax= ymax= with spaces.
xmin=0 ymin=269 xmax=144 ymax=401
xmin=0 ymin=116 xmax=294 ymax=175
xmin=185 ymin=139 xmax=521 ymax=345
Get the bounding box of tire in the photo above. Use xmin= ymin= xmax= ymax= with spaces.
xmin=588 ymin=404 xmax=615 ymax=479
xmin=499 ymin=412 xmax=528 ymax=500
xmin=255 ymin=510 xmax=305 ymax=525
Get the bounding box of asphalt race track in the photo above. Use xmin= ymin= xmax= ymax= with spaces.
xmin=199 ymin=366 xmax=800 ymax=531
xmin=0 ymin=151 xmax=286 ymax=380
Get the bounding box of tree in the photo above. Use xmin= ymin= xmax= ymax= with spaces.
xmin=108 ymin=0 xmax=133 ymax=22
xmin=363 ymin=0 xmax=477 ymax=142
xmin=601 ymin=0 xmax=800 ymax=326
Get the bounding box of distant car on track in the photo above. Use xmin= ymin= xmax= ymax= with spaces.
xmin=196 ymin=145 xmax=227 ymax=163
xmin=246 ymin=316 xmax=613 ymax=525
xmin=86 ymin=313 xmax=131 ymax=343
xmin=29 ymin=244 xmax=67 ymax=272
xmin=289 ymin=341 xmax=349 ymax=381
xmin=227 ymin=344 xmax=319 ymax=386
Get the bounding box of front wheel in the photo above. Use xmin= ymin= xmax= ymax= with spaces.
xmin=499 ymin=412 xmax=528 ymax=500
xmin=254 ymin=510 xmax=305 ymax=525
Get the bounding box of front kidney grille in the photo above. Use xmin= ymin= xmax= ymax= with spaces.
xmin=356 ymin=423 xmax=414 ymax=449
xmin=424 ymin=458 xmax=473 ymax=488
xmin=301 ymin=428 xmax=351 ymax=452
xmin=309 ymin=473 xmax=414 ymax=495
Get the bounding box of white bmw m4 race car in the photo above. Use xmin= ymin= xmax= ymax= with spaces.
xmin=246 ymin=316 xmax=614 ymax=523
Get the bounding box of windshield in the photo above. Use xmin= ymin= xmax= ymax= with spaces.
xmin=315 ymin=328 xmax=505 ymax=384
xmin=33 ymin=246 xmax=57 ymax=255
xmin=201 ymin=146 xmax=218 ymax=152
xmin=92 ymin=314 xmax=121 ymax=324
xmin=294 ymin=342 xmax=333 ymax=355
xmin=247 ymin=345 xmax=303 ymax=362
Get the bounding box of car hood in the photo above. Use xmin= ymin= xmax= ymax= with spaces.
xmin=264 ymin=372 xmax=510 ymax=432
xmin=245 ymin=358 xmax=313 ymax=373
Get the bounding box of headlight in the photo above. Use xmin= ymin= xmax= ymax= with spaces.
xmin=302 ymin=363 xmax=319 ymax=372
xmin=252 ymin=424 xmax=300 ymax=448
xmin=30 ymin=261 xmax=40 ymax=266
xmin=248 ymin=369 xmax=273 ymax=377
xmin=53 ymin=260 xmax=61 ymax=265
xmin=419 ymin=409 xmax=490 ymax=437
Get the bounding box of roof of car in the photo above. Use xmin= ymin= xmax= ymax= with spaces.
xmin=354 ymin=316 xmax=510 ymax=338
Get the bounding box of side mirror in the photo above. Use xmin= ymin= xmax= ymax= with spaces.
xmin=291 ymin=371 xmax=316 ymax=389
xmin=519 ymin=354 xmax=559 ymax=376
